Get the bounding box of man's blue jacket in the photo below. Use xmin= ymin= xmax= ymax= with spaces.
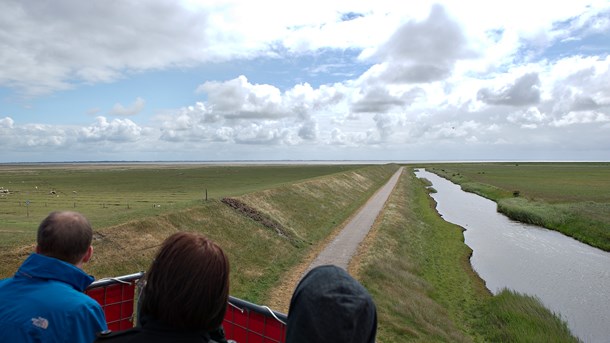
xmin=0 ymin=253 xmax=107 ymax=342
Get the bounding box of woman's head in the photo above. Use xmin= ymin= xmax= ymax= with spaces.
xmin=141 ymin=232 xmax=230 ymax=331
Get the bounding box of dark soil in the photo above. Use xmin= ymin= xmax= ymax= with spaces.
xmin=221 ymin=197 xmax=303 ymax=246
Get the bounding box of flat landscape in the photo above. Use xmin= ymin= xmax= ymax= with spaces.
xmin=1 ymin=162 xmax=595 ymax=342
xmin=0 ymin=164 xmax=364 ymax=248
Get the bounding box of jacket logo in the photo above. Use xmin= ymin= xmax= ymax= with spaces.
xmin=31 ymin=317 xmax=49 ymax=329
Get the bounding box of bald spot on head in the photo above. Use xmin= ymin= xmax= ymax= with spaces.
xmin=37 ymin=211 xmax=93 ymax=265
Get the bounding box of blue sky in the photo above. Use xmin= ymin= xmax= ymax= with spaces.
xmin=1 ymin=0 xmax=609 ymax=162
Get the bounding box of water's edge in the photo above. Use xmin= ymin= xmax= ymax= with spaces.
xmin=415 ymin=169 xmax=610 ymax=343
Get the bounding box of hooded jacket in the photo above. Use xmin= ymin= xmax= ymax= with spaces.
xmin=0 ymin=253 xmax=107 ymax=343
xmin=286 ymin=265 xmax=377 ymax=343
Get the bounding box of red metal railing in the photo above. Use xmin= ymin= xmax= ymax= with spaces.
xmin=85 ymin=272 xmax=142 ymax=332
xmin=85 ymin=273 xmax=287 ymax=343
xmin=225 ymin=296 xmax=287 ymax=343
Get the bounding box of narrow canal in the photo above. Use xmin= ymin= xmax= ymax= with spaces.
xmin=415 ymin=169 xmax=610 ymax=343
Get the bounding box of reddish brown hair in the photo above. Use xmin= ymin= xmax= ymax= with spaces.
xmin=141 ymin=232 xmax=230 ymax=331
xmin=37 ymin=211 xmax=93 ymax=265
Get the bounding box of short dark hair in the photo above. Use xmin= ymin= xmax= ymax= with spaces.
xmin=37 ymin=211 xmax=93 ymax=265
xmin=140 ymin=232 xmax=230 ymax=331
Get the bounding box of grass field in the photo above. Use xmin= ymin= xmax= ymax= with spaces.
xmin=357 ymin=168 xmax=578 ymax=342
xmin=0 ymin=163 xmax=584 ymax=341
xmin=419 ymin=163 xmax=610 ymax=251
xmin=0 ymin=164 xmax=364 ymax=248
xmin=0 ymin=164 xmax=398 ymax=302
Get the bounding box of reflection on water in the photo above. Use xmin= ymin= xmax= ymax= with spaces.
xmin=415 ymin=169 xmax=610 ymax=343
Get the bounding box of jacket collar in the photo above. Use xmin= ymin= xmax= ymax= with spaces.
xmin=15 ymin=253 xmax=95 ymax=292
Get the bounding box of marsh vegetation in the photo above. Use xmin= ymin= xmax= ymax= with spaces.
xmin=423 ymin=163 xmax=610 ymax=251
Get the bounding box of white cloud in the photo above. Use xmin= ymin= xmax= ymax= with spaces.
xmin=298 ymin=120 xmax=318 ymax=140
xmin=367 ymin=4 xmax=477 ymax=84
xmin=0 ymin=117 xmax=14 ymax=129
xmin=78 ymin=117 xmax=143 ymax=142
xmin=109 ymin=97 xmax=145 ymax=116
xmin=234 ymin=123 xmax=286 ymax=145
xmin=507 ymin=107 xmax=548 ymax=128
xmin=2 ymin=1 xmax=610 ymax=162
xmin=477 ymin=73 xmax=541 ymax=106
xmin=0 ymin=1 xmax=213 ymax=96
xmin=551 ymin=111 xmax=610 ymax=127
xmin=197 ymin=76 xmax=284 ymax=118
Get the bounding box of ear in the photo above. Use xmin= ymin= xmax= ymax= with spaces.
xmin=35 ymin=245 xmax=41 ymax=254
xmin=82 ymin=245 xmax=93 ymax=264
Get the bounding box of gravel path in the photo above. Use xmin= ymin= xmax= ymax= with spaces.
xmin=305 ymin=167 xmax=404 ymax=273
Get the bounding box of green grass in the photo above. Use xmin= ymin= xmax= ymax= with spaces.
xmin=421 ymin=163 xmax=610 ymax=203
xmin=358 ymin=168 xmax=579 ymax=342
xmin=421 ymin=163 xmax=610 ymax=251
xmin=479 ymin=290 xmax=576 ymax=343
xmin=0 ymin=163 xmax=582 ymax=341
xmin=0 ymin=164 xmax=399 ymax=306
xmin=0 ymin=164 xmax=363 ymax=249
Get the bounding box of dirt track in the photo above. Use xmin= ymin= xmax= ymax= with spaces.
xmin=305 ymin=166 xmax=404 ymax=272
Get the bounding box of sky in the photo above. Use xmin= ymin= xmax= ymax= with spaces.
xmin=1 ymin=0 xmax=609 ymax=162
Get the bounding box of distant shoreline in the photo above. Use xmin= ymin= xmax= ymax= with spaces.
xmin=1 ymin=159 xmax=608 ymax=166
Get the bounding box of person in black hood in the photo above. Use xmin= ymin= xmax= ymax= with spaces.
xmin=286 ymin=265 xmax=377 ymax=343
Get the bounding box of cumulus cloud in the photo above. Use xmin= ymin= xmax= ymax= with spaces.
xmin=0 ymin=120 xmax=70 ymax=150
xmin=369 ymin=4 xmax=476 ymax=84
xmin=546 ymin=56 xmax=610 ymax=119
xmin=351 ymin=86 xmax=423 ymax=113
xmin=234 ymin=123 xmax=287 ymax=145
xmin=0 ymin=1 xmax=215 ymax=96
xmin=2 ymin=2 xmax=610 ymax=162
xmin=477 ymin=73 xmax=541 ymax=106
xmin=329 ymin=128 xmax=367 ymax=146
xmin=551 ymin=111 xmax=610 ymax=127
xmin=0 ymin=117 xmax=14 ymax=128
xmin=109 ymin=97 xmax=145 ymax=116
xmin=298 ymin=120 xmax=318 ymax=140
xmin=197 ymin=76 xmax=285 ymax=119
xmin=78 ymin=116 xmax=142 ymax=142
xmin=507 ymin=107 xmax=548 ymax=128
xmin=373 ymin=113 xmax=400 ymax=141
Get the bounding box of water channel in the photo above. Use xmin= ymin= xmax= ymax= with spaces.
xmin=414 ymin=169 xmax=610 ymax=343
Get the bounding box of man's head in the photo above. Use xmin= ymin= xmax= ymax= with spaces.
xmin=36 ymin=211 xmax=94 ymax=266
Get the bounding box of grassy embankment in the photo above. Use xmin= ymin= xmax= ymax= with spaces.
xmin=356 ymin=168 xmax=578 ymax=342
xmin=0 ymin=164 xmax=363 ymax=276
xmin=421 ymin=163 xmax=610 ymax=251
xmin=0 ymin=163 xmax=399 ymax=305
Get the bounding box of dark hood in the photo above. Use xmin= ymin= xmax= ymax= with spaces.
xmin=286 ymin=265 xmax=377 ymax=343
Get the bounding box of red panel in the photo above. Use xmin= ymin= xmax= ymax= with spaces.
xmin=222 ymin=305 xmax=286 ymax=343
xmin=104 ymin=303 xmax=122 ymax=322
xmin=249 ymin=311 xmax=265 ymax=334
xmin=86 ymin=288 xmax=104 ymax=303
xmin=87 ymin=275 xmax=287 ymax=342
xmin=263 ymin=316 xmax=284 ymax=341
xmin=86 ymin=280 xmax=138 ymax=331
